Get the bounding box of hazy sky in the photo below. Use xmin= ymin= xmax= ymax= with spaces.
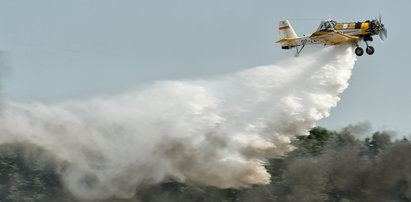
xmin=0 ymin=0 xmax=409 ymax=135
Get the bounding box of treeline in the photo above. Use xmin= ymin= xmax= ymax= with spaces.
xmin=0 ymin=127 xmax=410 ymax=202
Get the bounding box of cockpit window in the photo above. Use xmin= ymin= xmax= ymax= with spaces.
xmin=318 ymin=23 xmax=325 ymax=30
xmin=317 ymin=20 xmax=335 ymax=31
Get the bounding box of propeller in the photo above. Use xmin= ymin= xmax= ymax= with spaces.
xmin=376 ymin=14 xmax=388 ymax=41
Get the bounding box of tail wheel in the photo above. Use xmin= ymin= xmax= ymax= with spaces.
xmin=366 ymin=46 xmax=375 ymax=55
xmin=355 ymin=47 xmax=364 ymax=56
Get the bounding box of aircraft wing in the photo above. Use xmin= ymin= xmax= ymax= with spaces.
xmin=309 ymin=30 xmax=360 ymax=45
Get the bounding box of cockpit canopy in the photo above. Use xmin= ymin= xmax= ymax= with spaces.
xmin=317 ymin=20 xmax=337 ymax=31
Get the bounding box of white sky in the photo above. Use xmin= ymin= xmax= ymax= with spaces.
xmin=0 ymin=0 xmax=409 ymax=136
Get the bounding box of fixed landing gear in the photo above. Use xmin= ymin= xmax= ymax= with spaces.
xmin=355 ymin=40 xmax=375 ymax=56
xmin=355 ymin=47 xmax=364 ymax=56
xmin=366 ymin=46 xmax=375 ymax=55
xmin=364 ymin=41 xmax=374 ymax=55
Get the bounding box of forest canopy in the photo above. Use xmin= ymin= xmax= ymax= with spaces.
xmin=0 ymin=126 xmax=410 ymax=202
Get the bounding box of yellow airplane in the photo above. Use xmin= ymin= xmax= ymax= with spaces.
xmin=276 ymin=17 xmax=387 ymax=56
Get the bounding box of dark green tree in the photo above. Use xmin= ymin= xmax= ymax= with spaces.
xmin=365 ymin=131 xmax=392 ymax=155
xmin=293 ymin=127 xmax=337 ymax=156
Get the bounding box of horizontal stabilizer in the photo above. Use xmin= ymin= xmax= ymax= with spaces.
xmin=275 ymin=38 xmax=298 ymax=43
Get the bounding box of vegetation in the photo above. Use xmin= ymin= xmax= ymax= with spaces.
xmin=0 ymin=127 xmax=410 ymax=202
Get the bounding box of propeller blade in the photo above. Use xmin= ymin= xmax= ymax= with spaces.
xmin=376 ymin=13 xmax=387 ymax=42
xmin=378 ymin=27 xmax=388 ymax=41
xmin=382 ymin=27 xmax=388 ymax=39
xmin=379 ymin=32 xmax=384 ymax=41
xmin=378 ymin=35 xmax=384 ymax=43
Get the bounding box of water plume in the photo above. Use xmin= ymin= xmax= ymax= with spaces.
xmin=0 ymin=44 xmax=356 ymax=200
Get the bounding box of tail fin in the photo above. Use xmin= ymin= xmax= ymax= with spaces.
xmin=276 ymin=20 xmax=299 ymax=49
xmin=279 ymin=20 xmax=298 ymax=38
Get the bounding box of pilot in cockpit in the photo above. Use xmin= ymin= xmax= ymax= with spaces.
xmin=318 ymin=20 xmax=336 ymax=31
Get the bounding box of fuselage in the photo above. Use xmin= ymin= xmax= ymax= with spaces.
xmin=283 ymin=20 xmax=377 ymax=48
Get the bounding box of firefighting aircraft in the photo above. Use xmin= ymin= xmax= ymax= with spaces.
xmin=275 ymin=16 xmax=387 ymax=56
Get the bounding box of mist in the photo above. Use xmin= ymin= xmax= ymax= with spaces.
xmin=0 ymin=44 xmax=356 ymax=200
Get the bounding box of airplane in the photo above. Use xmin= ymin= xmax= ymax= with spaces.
xmin=275 ymin=16 xmax=387 ymax=56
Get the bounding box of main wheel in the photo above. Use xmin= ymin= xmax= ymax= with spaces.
xmin=355 ymin=47 xmax=364 ymax=56
xmin=366 ymin=46 xmax=375 ymax=55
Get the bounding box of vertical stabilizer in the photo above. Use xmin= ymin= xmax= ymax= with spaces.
xmin=278 ymin=20 xmax=298 ymax=49
xmin=279 ymin=20 xmax=298 ymax=38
